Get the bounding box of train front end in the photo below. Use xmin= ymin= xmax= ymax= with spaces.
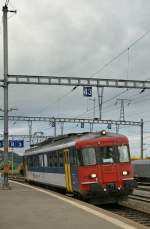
xmin=76 ymin=131 xmax=137 ymax=204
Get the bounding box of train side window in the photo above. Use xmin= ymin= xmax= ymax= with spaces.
xmin=33 ymin=155 xmax=39 ymax=168
xmin=44 ymin=154 xmax=48 ymax=167
xmin=59 ymin=151 xmax=64 ymax=167
xmin=28 ymin=156 xmax=33 ymax=168
xmin=39 ymin=154 xmax=44 ymax=167
xmin=54 ymin=151 xmax=58 ymax=167
xmin=47 ymin=152 xmax=54 ymax=167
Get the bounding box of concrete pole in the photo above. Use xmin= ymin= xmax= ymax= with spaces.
xmin=3 ymin=5 xmax=9 ymax=187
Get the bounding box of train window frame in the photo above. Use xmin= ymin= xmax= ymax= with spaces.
xmin=39 ymin=154 xmax=44 ymax=167
xmin=47 ymin=151 xmax=54 ymax=167
xmin=117 ymin=144 xmax=130 ymax=163
xmin=44 ymin=154 xmax=48 ymax=167
xmin=96 ymin=146 xmax=116 ymax=164
xmin=70 ymin=147 xmax=78 ymax=166
xmin=58 ymin=150 xmax=64 ymax=167
xmin=33 ymin=155 xmax=39 ymax=168
xmin=78 ymin=147 xmax=97 ymax=166
xmin=28 ymin=156 xmax=34 ymax=169
xmin=54 ymin=151 xmax=58 ymax=167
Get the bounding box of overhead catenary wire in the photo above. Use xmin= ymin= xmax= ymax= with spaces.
xmin=75 ymin=89 xmax=128 ymax=118
xmin=96 ymin=87 xmax=146 ymax=116
xmin=90 ymin=30 xmax=150 ymax=78
xmin=66 ymin=30 xmax=150 ymax=119
xmin=0 ymin=17 xmax=3 ymax=38
xmin=38 ymin=29 xmax=150 ymax=117
xmin=36 ymin=28 xmax=150 ymax=120
xmin=37 ymin=89 xmax=73 ymax=115
xmin=126 ymin=48 xmax=130 ymax=80
xmin=5 ymin=0 xmax=9 ymax=6
xmin=103 ymin=90 xmax=150 ymax=113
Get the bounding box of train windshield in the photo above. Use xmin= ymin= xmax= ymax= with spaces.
xmin=96 ymin=146 xmax=115 ymax=164
xmin=79 ymin=147 xmax=96 ymax=165
xmin=117 ymin=145 xmax=129 ymax=162
xmin=96 ymin=145 xmax=130 ymax=164
xmin=78 ymin=145 xmax=130 ymax=165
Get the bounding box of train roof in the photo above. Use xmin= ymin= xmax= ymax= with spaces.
xmin=24 ymin=131 xmax=128 ymax=156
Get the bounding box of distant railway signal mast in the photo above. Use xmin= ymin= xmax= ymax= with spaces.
xmin=115 ymin=98 xmax=131 ymax=133
xmin=116 ymin=99 xmax=131 ymax=121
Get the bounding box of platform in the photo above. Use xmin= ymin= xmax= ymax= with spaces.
xmin=0 ymin=181 xmax=147 ymax=229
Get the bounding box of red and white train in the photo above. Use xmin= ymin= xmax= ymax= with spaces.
xmin=23 ymin=130 xmax=137 ymax=204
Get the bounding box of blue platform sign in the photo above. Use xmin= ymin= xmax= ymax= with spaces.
xmin=0 ymin=140 xmax=3 ymax=148
xmin=83 ymin=86 xmax=92 ymax=97
xmin=0 ymin=140 xmax=24 ymax=148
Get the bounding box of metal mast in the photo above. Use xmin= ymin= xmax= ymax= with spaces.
xmin=2 ymin=4 xmax=16 ymax=188
xmin=116 ymin=98 xmax=131 ymax=121
xmin=141 ymin=119 xmax=144 ymax=159
xmin=115 ymin=98 xmax=131 ymax=133
xmin=3 ymin=4 xmax=9 ymax=187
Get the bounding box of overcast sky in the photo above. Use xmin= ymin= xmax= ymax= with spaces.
xmin=0 ymin=0 xmax=150 ymax=156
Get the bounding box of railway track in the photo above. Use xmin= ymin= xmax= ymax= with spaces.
xmin=128 ymin=184 xmax=150 ymax=204
xmin=138 ymin=182 xmax=150 ymax=186
xmin=128 ymin=193 xmax=150 ymax=204
xmin=102 ymin=204 xmax=150 ymax=228
xmin=9 ymin=176 xmax=150 ymax=227
xmin=137 ymin=185 xmax=150 ymax=192
xmin=9 ymin=175 xmax=25 ymax=183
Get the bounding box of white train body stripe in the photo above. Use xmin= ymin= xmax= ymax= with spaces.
xmin=26 ymin=171 xmax=66 ymax=187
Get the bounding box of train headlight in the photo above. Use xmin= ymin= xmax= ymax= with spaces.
xmin=101 ymin=130 xmax=106 ymax=135
xmin=122 ymin=170 xmax=128 ymax=176
xmin=90 ymin=173 xmax=97 ymax=178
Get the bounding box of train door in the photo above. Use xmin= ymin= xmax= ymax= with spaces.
xmin=64 ymin=149 xmax=73 ymax=192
